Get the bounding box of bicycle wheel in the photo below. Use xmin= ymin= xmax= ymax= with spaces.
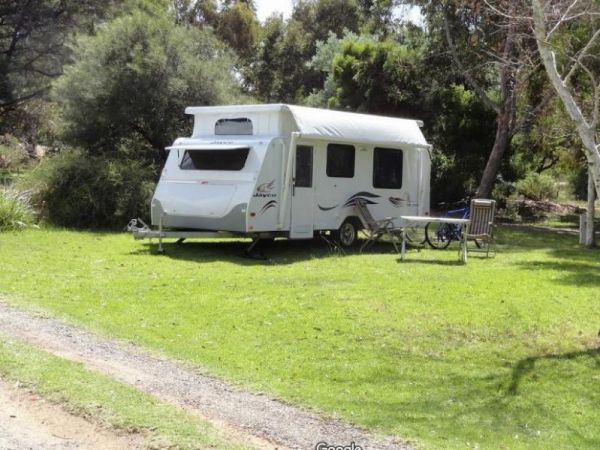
xmin=425 ymin=222 xmax=453 ymax=249
xmin=404 ymin=227 xmax=427 ymax=245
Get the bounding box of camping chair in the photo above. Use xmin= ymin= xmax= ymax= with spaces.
xmin=463 ymin=199 xmax=497 ymax=258
xmin=353 ymin=198 xmax=401 ymax=253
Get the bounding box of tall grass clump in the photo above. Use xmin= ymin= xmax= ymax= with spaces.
xmin=21 ymin=150 xmax=155 ymax=229
xmin=0 ymin=188 xmax=35 ymax=231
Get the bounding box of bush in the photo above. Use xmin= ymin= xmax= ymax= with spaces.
xmin=491 ymin=176 xmax=516 ymax=209
xmin=22 ymin=151 xmax=155 ymax=229
xmin=515 ymin=172 xmax=558 ymax=201
xmin=0 ymin=188 xmax=35 ymax=231
xmin=0 ymin=135 xmax=28 ymax=170
xmin=53 ymin=8 xmax=241 ymax=166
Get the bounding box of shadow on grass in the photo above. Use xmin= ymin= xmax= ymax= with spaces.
xmin=322 ymin=345 xmax=600 ymax=447
xmin=515 ymin=257 xmax=600 ymax=287
xmin=130 ymin=237 xmax=402 ymax=266
xmin=494 ymin=226 xmax=580 ymax=252
xmin=507 ymin=347 xmax=600 ymax=396
xmin=396 ymin=258 xmax=466 ymax=266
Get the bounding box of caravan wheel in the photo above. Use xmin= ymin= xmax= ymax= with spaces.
xmin=334 ymin=220 xmax=359 ymax=248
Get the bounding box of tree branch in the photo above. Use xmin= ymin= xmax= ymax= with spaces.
xmin=0 ymin=86 xmax=49 ymax=114
xmin=443 ymin=8 xmax=501 ymax=114
xmin=561 ymin=26 xmax=600 ymax=85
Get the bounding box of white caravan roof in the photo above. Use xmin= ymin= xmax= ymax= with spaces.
xmin=185 ymin=104 xmax=430 ymax=149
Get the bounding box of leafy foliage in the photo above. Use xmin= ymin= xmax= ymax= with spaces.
xmin=248 ymin=0 xmax=363 ymax=102
xmin=515 ymin=172 xmax=558 ymax=201
xmin=428 ymin=84 xmax=497 ymax=202
xmin=53 ymin=8 xmax=241 ymax=165
xmin=0 ymin=0 xmax=115 ymax=130
xmin=329 ymin=37 xmax=423 ymax=114
xmin=216 ymin=1 xmax=259 ymax=60
xmin=23 ymin=150 xmax=155 ymax=229
xmin=0 ymin=135 xmax=28 ymax=170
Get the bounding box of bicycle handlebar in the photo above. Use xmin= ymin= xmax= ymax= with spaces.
xmin=435 ymin=197 xmax=471 ymax=209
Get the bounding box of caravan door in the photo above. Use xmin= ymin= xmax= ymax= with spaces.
xmin=290 ymin=145 xmax=314 ymax=238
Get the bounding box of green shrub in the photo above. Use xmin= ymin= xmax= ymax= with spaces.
xmin=0 ymin=135 xmax=28 ymax=170
xmin=0 ymin=188 xmax=35 ymax=231
xmin=515 ymin=172 xmax=558 ymax=201
xmin=22 ymin=151 xmax=155 ymax=229
xmin=491 ymin=179 xmax=515 ymax=209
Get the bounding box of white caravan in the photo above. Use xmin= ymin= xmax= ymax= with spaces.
xmin=130 ymin=104 xmax=431 ymax=249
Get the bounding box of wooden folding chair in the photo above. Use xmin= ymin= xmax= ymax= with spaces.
xmin=464 ymin=199 xmax=497 ymax=257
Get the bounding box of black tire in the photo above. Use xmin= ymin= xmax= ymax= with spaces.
xmin=425 ymin=222 xmax=453 ymax=249
xmin=334 ymin=219 xmax=359 ymax=248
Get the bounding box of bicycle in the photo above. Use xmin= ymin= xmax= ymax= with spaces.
xmin=425 ymin=198 xmax=482 ymax=249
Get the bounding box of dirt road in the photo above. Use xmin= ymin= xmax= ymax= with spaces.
xmin=0 ymin=300 xmax=412 ymax=450
xmin=0 ymin=379 xmax=142 ymax=450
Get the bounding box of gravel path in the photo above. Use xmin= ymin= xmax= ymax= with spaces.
xmin=0 ymin=301 xmax=412 ymax=450
xmin=0 ymin=379 xmax=142 ymax=449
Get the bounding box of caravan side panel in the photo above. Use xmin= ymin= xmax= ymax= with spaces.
xmin=246 ymin=139 xmax=286 ymax=232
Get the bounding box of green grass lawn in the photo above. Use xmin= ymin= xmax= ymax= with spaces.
xmin=1 ymin=227 xmax=599 ymax=449
xmin=0 ymin=338 xmax=252 ymax=450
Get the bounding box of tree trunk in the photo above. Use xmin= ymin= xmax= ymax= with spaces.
xmin=583 ymin=169 xmax=596 ymax=247
xmin=476 ymin=107 xmax=512 ymax=198
xmin=475 ymin=8 xmax=517 ymax=199
xmin=532 ymin=0 xmax=600 ymax=199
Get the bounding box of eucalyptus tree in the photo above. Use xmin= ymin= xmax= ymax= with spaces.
xmin=531 ymin=0 xmax=600 ymax=246
xmin=404 ymin=0 xmax=554 ymax=198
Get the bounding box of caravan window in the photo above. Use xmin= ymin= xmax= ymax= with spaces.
xmin=180 ymin=148 xmax=250 ymax=171
xmin=215 ymin=118 xmax=253 ymax=135
xmin=295 ymin=145 xmax=313 ymax=188
xmin=326 ymin=144 xmax=355 ymax=178
xmin=373 ymin=147 xmax=403 ymax=189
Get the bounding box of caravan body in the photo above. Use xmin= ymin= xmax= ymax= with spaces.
xmin=151 ymin=104 xmax=431 ymax=240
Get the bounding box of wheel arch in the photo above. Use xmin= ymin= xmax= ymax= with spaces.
xmin=338 ymin=215 xmax=363 ymax=231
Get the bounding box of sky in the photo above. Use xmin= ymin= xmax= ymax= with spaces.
xmin=254 ymin=0 xmax=421 ymax=24
xmin=254 ymin=0 xmax=294 ymax=22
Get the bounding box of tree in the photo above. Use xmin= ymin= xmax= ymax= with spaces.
xmin=408 ymin=0 xmax=551 ymax=198
xmin=53 ymin=8 xmax=242 ymax=165
xmin=216 ymin=1 xmax=259 ymax=60
xmin=531 ymin=0 xmax=600 ymax=246
xmin=248 ymin=0 xmax=363 ymax=102
xmin=309 ymin=29 xmax=498 ymax=202
xmin=172 ymin=0 xmax=219 ymax=26
xmin=328 ymin=36 xmax=424 ymax=115
xmin=358 ymin=0 xmax=398 ymax=34
xmin=0 ymin=0 xmax=114 ymax=125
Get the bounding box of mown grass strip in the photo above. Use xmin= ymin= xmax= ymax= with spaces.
xmin=1 ymin=227 xmax=600 ymax=448
xmin=0 ymin=337 xmax=253 ymax=450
